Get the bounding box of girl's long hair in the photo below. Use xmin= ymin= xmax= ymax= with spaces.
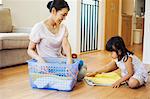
xmin=106 ymin=36 xmax=133 ymax=62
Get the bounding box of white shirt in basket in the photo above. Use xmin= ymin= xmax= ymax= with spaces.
xmin=30 ymin=22 xmax=68 ymax=57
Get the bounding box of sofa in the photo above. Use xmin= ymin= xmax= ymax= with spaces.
xmin=0 ymin=8 xmax=30 ymax=68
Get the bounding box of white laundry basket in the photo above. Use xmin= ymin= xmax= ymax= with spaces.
xmin=27 ymin=57 xmax=81 ymax=91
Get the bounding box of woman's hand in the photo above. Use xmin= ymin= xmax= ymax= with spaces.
xmin=37 ymin=58 xmax=46 ymax=64
xmin=67 ymin=57 xmax=73 ymax=65
xmin=37 ymin=58 xmax=49 ymax=73
xmin=62 ymin=27 xmax=73 ymax=65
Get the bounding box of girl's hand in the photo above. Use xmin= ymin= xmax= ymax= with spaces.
xmin=86 ymin=72 xmax=97 ymax=77
xmin=112 ymin=80 xmax=121 ymax=88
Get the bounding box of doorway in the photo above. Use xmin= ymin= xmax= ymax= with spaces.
xmin=104 ymin=0 xmax=119 ymax=44
xmin=133 ymin=0 xmax=145 ymax=46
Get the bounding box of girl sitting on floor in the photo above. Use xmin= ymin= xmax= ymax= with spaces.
xmin=87 ymin=36 xmax=148 ymax=88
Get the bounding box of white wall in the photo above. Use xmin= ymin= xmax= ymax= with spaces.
xmin=98 ymin=0 xmax=105 ymax=50
xmin=64 ymin=0 xmax=80 ymax=53
xmin=0 ymin=0 xmax=3 ymax=8
xmin=3 ymin=0 xmax=81 ymax=53
xmin=2 ymin=0 xmax=105 ymax=53
xmin=3 ymin=0 xmax=48 ymax=27
xmin=143 ymin=0 xmax=150 ymax=64
xmin=0 ymin=0 xmax=2 ymax=4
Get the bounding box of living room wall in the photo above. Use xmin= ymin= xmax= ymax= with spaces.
xmin=3 ymin=0 xmax=47 ymax=27
xmin=2 ymin=0 xmax=81 ymax=53
xmin=2 ymin=0 xmax=105 ymax=53
xmin=143 ymin=0 xmax=150 ymax=64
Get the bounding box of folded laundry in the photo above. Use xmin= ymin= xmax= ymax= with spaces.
xmin=84 ymin=72 xmax=121 ymax=86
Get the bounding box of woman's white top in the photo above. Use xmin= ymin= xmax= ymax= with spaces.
xmin=29 ymin=22 xmax=68 ymax=57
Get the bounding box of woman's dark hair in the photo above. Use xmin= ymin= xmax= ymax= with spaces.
xmin=106 ymin=36 xmax=134 ymax=62
xmin=47 ymin=0 xmax=70 ymax=12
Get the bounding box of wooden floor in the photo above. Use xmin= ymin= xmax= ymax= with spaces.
xmin=0 ymin=44 xmax=150 ymax=99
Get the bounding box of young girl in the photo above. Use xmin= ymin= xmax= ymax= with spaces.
xmin=87 ymin=36 xmax=148 ymax=88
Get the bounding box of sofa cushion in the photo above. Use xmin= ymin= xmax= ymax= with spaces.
xmin=0 ymin=49 xmax=30 ymax=68
xmin=0 ymin=8 xmax=13 ymax=33
xmin=0 ymin=33 xmax=29 ymax=50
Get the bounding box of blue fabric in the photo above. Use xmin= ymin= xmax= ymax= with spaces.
xmin=78 ymin=60 xmax=84 ymax=70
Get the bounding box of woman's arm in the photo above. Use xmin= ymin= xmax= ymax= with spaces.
xmin=86 ymin=60 xmax=118 ymax=77
xmin=27 ymin=41 xmax=45 ymax=63
xmin=62 ymin=35 xmax=72 ymax=64
xmin=112 ymin=57 xmax=134 ymax=88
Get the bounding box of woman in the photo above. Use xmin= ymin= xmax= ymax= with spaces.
xmin=28 ymin=0 xmax=72 ymax=64
xmin=28 ymin=0 xmax=87 ymax=81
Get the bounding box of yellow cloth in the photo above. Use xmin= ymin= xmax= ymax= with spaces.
xmin=85 ymin=72 xmax=121 ymax=85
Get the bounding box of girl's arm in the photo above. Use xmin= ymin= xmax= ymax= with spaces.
xmin=27 ymin=41 xmax=45 ymax=63
xmin=112 ymin=57 xmax=134 ymax=88
xmin=96 ymin=60 xmax=118 ymax=73
xmin=62 ymin=35 xmax=72 ymax=64
xmin=86 ymin=60 xmax=118 ymax=77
